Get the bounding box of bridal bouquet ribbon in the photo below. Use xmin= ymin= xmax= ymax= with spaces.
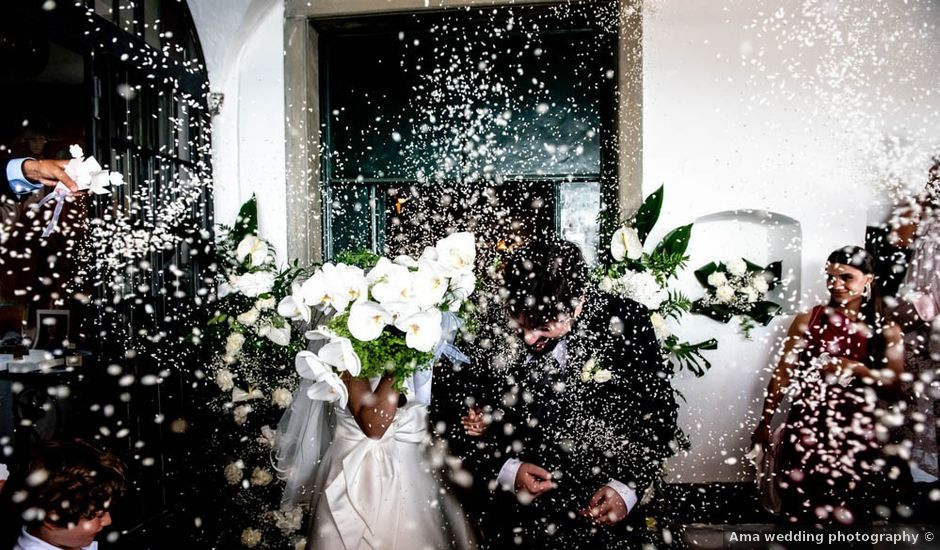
xmin=33 ymin=144 xmax=124 ymax=237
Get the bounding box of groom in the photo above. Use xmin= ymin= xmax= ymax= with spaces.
xmin=464 ymin=238 xmax=680 ymax=549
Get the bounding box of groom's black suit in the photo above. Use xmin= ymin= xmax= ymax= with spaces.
xmin=467 ymin=289 xmax=680 ymax=549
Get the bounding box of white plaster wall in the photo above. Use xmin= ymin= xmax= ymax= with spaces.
xmin=643 ymin=0 xmax=940 ymax=482
xmin=190 ymin=0 xmax=288 ymax=256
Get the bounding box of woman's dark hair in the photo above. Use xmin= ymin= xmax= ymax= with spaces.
xmin=502 ymin=237 xmax=589 ymax=328
xmin=3 ymin=439 xmax=126 ymax=531
xmin=825 ymin=245 xmax=886 ymax=366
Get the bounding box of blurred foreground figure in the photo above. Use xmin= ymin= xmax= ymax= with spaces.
xmin=1 ymin=439 xmax=125 ymax=550
xmin=753 ymin=246 xmax=908 ymax=525
xmin=890 ymin=158 xmax=940 ymax=483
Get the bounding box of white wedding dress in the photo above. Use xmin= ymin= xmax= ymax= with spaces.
xmin=301 ymin=373 xmax=475 ymax=550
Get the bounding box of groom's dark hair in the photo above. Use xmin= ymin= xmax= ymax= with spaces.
xmin=502 ymin=237 xmax=588 ymax=327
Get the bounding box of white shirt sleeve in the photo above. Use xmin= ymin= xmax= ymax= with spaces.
xmin=606 ymin=478 xmax=638 ymax=513
xmin=496 ymin=457 xmax=522 ymax=491
xmin=5 ymin=158 xmax=42 ymax=197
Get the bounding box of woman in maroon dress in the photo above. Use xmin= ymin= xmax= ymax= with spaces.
xmin=752 ymin=246 xmax=905 ymax=525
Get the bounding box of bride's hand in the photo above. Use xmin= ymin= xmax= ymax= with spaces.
xmin=461 ymin=406 xmax=488 ymax=437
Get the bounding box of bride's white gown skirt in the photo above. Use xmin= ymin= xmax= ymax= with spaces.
xmin=307 ymin=404 xmax=473 ymax=550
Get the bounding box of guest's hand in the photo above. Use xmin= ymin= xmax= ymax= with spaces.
xmin=514 ymin=462 xmax=554 ymax=498
xmin=461 ymin=406 xmax=487 ymax=437
xmin=579 ymin=485 xmax=628 ymax=526
xmin=22 ymin=159 xmax=80 ymax=192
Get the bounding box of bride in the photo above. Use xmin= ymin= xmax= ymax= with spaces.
xmin=274 ymin=255 xmax=477 ymax=549
xmin=288 ymin=368 xmax=474 ymax=550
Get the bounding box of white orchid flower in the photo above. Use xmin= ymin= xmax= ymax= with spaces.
xmin=347 ymin=301 xmax=393 ymax=341
xmin=393 ymin=254 xmax=419 ymax=268
xmin=295 ymin=351 xmax=348 ymax=408
xmin=395 ymin=309 xmax=443 ymax=352
xmin=435 ymin=232 xmax=476 ymax=274
xmin=318 ymin=337 xmax=362 ymax=376
xmin=258 ymin=323 xmax=291 ymax=346
xmin=306 ymin=371 xmax=348 ymax=409
xmin=300 ymin=264 xmax=351 ymax=311
xmin=419 ymin=246 xmax=439 ymax=263
xmin=236 ymin=235 xmax=269 ymax=267
xmin=611 ymin=226 xmax=642 ymax=262
xmin=413 ymin=260 xmax=449 ymax=308
xmin=232 ymin=387 xmax=264 ymax=403
xmin=277 ymin=285 xmax=311 ymax=323
xmin=382 ymin=300 xmax=421 ymax=323
xmin=333 ymin=264 xmax=368 ymax=308
xmin=369 ymin=261 xmax=414 ymax=304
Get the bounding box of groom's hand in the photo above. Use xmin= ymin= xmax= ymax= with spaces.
xmin=515 ymin=463 xmax=554 ymax=499
xmin=578 ymin=486 xmax=628 ymax=526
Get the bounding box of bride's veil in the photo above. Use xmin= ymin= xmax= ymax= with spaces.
xmin=274 ymin=379 xmax=335 ymax=510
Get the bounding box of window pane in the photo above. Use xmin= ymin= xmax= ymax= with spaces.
xmin=559 ymin=181 xmax=601 ymax=265
xmin=144 ymin=0 xmax=161 ymax=49
xmin=94 ymin=0 xmax=114 ymax=22
xmin=118 ymin=1 xmax=138 ymax=35
xmin=325 ymin=19 xmax=609 ymax=182
xmin=326 ymin=183 xmax=374 ymax=258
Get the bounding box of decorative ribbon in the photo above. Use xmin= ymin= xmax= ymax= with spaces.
xmin=31 ymin=188 xmax=71 ymax=238
xmin=325 ymin=406 xmax=426 ymax=550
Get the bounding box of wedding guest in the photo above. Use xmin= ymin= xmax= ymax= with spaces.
xmin=752 ymin=246 xmax=907 ymax=525
xmin=889 ymin=158 xmax=940 ymax=483
xmin=0 ymin=439 xmax=125 ymax=550
xmin=463 ymin=237 xmax=680 ymax=549
xmin=1 ymin=157 xmax=79 ymax=201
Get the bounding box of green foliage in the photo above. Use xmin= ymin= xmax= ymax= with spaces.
xmin=634 ymin=184 xmax=663 ymax=244
xmin=663 ymin=336 xmax=718 ymax=377
xmin=326 ymin=313 xmax=433 ymax=392
xmin=232 ymin=195 xmax=258 ymax=243
xmin=335 ymin=249 xmax=381 ymax=269
xmin=659 ymin=290 xmax=692 ymax=321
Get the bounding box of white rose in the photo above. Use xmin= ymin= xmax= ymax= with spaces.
xmin=272 ymin=387 xmax=293 ymax=409
xmin=224 ymin=461 xmax=244 ymax=485
xmin=598 ymin=277 xmax=615 ymax=293
xmin=582 ymin=358 xmax=597 ymax=373
xmin=251 ymin=467 xmax=274 ymax=487
xmin=715 ymin=285 xmax=735 ymax=303
xmin=255 ymin=297 xmax=276 ymax=310
xmin=232 ymin=271 xmax=275 ymax=297
xmin=741 ymin=286 xmax=760 ymax=303
xmin=707 ymin=272 xmax=728 ymax=287
xmin=580 ymin=369 xmax=593 ymax=383
xmin=593 ymin=369 xmax=612 ymax=383
xmin=237 ymin=308 xmax=260 ymax=326
xmin=225 ymin=333 xmax=246 ymax=356
xmin=215 ymin=369 xmax=235 ymax=392
xmin=727 ymin=259 xmax=748 ymax=277
xmin=610 ymin=226 xmax=643 ymax=262
xmin=233 ymin=404 xmax=252 ymax=425
xmin=616 ymin=270 xmax=667 ymax=310
xmin=751 ymin=275 xmax=770 ymax=294
xmin=273 ymin=507 xmax=305 ymax=535
xmin=257 ymin=425 xmax=277 ymax=448
xmin=240 ymin=528 xmax=262 ymax=548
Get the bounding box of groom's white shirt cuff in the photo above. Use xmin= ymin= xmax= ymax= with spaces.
xmin=6 ymin=158 xmax=42 ymax=197
xmin=496 ymin=458 xmax=638 ymax=513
